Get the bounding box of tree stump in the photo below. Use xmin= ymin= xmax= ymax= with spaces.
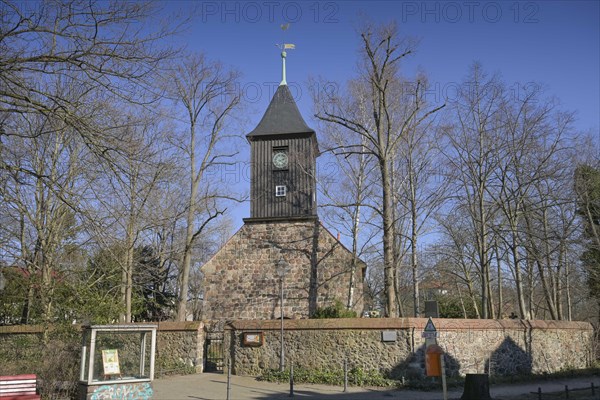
xmin=461 ymin=374 xmax=492 ymax=400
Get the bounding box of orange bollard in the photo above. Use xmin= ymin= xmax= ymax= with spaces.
xmin=425 ymin=344 xmax=443 ymax=377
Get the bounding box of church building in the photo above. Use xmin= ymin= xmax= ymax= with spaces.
xmin=201 ymin=48 xmax=365 ymax=320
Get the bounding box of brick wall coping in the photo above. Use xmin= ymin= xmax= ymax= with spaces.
xmin=226 ymin=318 xmax=593 ymax=332
xmin=0 ymin=325 xmax=46 ymax=334
xmin=156 ymin=321 xmax=203 ymax=331
xmin=2 ymin=319 xmax=592 ymax=334
xmin=0 ymin=322 xmax=203 ymax=334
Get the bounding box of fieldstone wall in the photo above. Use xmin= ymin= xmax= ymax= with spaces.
xmin=0 ymin=322 xmax=204 ymax=376
xmin=202 ymin=219 xmax=365 ymax=320
xmin=155 ymin=321 xmax=204 ymax=374
xmin=0 ymin=325 xmax=47 ymax=376
xmin=225 ymin=318 xmax=594 ymax=378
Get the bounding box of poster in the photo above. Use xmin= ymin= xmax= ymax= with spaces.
xmin=101 ymin=349 xmax=121 ymax=375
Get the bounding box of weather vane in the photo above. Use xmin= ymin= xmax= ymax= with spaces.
xmin=276 ymin=23 xmax=295 ymax=86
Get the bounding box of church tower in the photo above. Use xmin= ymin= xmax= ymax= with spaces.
xmin=201 ymin=46 xmax=364 ymax=321
xmin=245 ymin=54 xmax=318 ymax=221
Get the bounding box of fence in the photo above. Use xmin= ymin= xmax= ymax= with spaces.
xmin=204 ymin=331 xmax=225 ymax=373
xmin=532 ymin=383 xmax=597 ymax=400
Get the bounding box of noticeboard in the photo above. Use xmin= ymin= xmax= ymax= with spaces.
xmin=101 ymin=349 xmax=121 ymax=375
xmin=242 ymin=332 xmax=264 ymax=347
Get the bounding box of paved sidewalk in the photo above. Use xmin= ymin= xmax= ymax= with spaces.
xmin=152 ymin=373 xmax=600 ymax=400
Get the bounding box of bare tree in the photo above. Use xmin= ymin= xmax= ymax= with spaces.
xmin=162 ymin=54 xmax=241 ymax=321
xmin=440 ymin=63 xmax=505 ymax=318
xmin=314 ymin=23 xmax=443 ymax=317
xmin=0 ymin=1 xmax=188 ymax=323
xmin=394 ymin=100 xmax=447 ymax=316
xmin=0 ymin=111 xmax=84 ymax=323
xmin=0 ymin=0 xmax=183 ymax=158
xmin=317 ymin=120 xmax=378 ymax=310
xmin=436 ymin=211 xmax=482 ymax=318
xmin=83 ymin=111 xmax=173 ymax=322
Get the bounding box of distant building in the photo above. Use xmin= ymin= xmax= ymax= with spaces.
xmin=201 ymin=51 xmax=365 ymax=320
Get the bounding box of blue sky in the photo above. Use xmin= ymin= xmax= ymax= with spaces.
xmin=167 ymin=0 xmax=600 ymax=227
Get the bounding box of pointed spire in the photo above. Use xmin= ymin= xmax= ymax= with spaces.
xmin=246 ymin=85 xmax=314 ymax=138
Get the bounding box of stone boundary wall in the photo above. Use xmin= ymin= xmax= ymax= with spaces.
xmin=155 ymin=321 xmax=204 ymax=374
xmin=0 ymin=322 xmax=204 ymax=376
xmin=225 ymin=318 xmax=594 ymax=378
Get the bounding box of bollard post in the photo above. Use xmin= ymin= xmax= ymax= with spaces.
xmin=565 ymin=385 xmax=569 ymax=399
xmin=289 ymin=362 xmax=294 ymax=397
xmin=591 ymin=382 xmax=595 ymax=395
xmin=537 ymin=387 xmax=542 ymax=400
xmin=440 ymin=354 xmax=448 ymax=400
xmin=343 ymin=357 xmax=348 ymax=392
xmin=226 ymin=359 xmax=231 ymax=400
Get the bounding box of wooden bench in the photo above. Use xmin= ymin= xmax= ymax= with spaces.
xmin=0 ymin=374 xmax=41 ymax=400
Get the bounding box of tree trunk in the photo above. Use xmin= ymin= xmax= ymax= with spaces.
xmin=523 ymin=207 xmax=558 ymax=320
xmin=526 ymin=254 xmax=535 ymax=319
xmin=465 ymin=272 xmax=481 ymax=319
xmin=510 ymin=233 xmax=528 ymax=319
xmin=123 ymin=213 xmax=136 ymax=323
xmin=177 ymin=118 xmax=199 ymax=321
xmin=494 ymin=239 xmax=503 ymax=318
xmin=411 ymin=184 xmax=419 ymax=317
xmin=457 ymin=283 xmax=468 ymax=318
xmin=125 ymin=243 xmax=134 ymax=322
xmin=347 ymin=204 xmax=360 ymax=310
xmin=487 ymin=268 xmax=495 ymax=319
xmin=309 ymin=220 xmax=320 ymax=316
xmin=120 ymin=262 xmax=127 ymax=323
xmin=542 ymin=209 xmax=560 ymax=320
xmin=177 ymin=207 xmax=196 ymax=321
xmin=381 ymin=159 xmax=397 ymax=317
xmin=347 ymin=155 xmax=365 ymax=310
xmin=479 ymin=198 xmax=489 ymax=319
xmin=565 ymin=257 xmax=572 ymax=321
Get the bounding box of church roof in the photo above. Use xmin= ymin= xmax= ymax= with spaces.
xmin=247 ymin=84 xmax=315 ymax=138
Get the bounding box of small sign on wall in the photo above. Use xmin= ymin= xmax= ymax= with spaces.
xmin=242 ymin=332 xmax=264 ymax=347
xmin=381 ymin=331 xmax=397 ymax=342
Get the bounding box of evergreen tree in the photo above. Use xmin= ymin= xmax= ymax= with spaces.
xmin=575 ymin=165 xmax=600 ymax=303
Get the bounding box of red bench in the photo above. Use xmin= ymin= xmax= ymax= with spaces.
xmin=0 ymin=375 xmax=40 ymax=399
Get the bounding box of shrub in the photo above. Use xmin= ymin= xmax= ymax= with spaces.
xmin=312 ymin=300 xmax=357 ymax=319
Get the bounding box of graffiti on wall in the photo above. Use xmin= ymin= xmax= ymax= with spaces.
xmin=90 ymin=382 xmax=153 ymax=400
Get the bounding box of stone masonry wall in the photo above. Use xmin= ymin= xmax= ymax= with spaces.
xmin=0 ymin=322 xmax=204 ymax=377
xmin=0 ymin=325 xmax=47 ymax=376
xmin=155 ymin=322 xmax=204 ymax=374
xmin=202 ymin=220 xmax=364 ymax=320
xmin=225 ymin=318 xmax=594 ymax=378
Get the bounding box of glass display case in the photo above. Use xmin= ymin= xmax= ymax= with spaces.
xmin=78 ymin=325 xmax=157 ymax=400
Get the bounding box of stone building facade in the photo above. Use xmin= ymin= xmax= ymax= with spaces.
xmin=201 ymin=219 xmax=365 ymax=320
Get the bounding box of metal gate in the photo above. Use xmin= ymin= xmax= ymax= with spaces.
xmin=204 ymin=332 xmax=224 ymax=373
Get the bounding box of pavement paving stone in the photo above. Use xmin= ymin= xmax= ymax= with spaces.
xmin=152 ymin=373 xmax=600 ymax=400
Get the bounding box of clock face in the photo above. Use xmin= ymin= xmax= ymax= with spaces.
xmin=273 ymin=152 xmax=288 ymax=169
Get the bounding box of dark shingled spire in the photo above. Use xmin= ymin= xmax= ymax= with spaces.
xmin=246 ymin=85 xmax=315 ymax=138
